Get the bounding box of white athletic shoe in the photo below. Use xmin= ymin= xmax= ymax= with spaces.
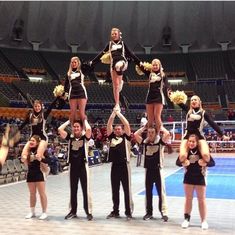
xmin=39 ymin=213 xmax=48 ymax=220
xmin=181 ymin=220 xmax=190 ymax=228
xmin=25 ymin=212 xmax=36 ymax=219
xmin=119 ymin=80 xmax=124 ymax=92
xmin=201 ymin=221 xmax=209 ymax=230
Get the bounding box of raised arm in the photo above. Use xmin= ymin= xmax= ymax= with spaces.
xmin=134 ymin=126 xmax=146 ymax=144
xmin=84 ymin=119 xmax=92 ymax=139
xmin=44 ymin=97 xmax=60 ymax=119
xmin=116 ymin=111 xmax=131 ymax=136
xmin=58 ymin=120 xmax=70 ymax=139
xmin=107 ymin=111 xmax=116 ymax=136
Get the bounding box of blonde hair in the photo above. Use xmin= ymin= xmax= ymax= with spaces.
xmin=110 ymin=27 xmax=122 ymax=40
xmin=67 ymin=56 xmax=81 ymax=77
xmin=188 ymin=95 xmax=204 ymax=114
xmin=151 ymin=59 xmax=165 ymax=77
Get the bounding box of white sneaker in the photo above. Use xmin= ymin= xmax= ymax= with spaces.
xmin=201 ymin=221 xmax=209 ymax=230
xmin=25 ymin=212 xmax=36 ymax=219
xmin=119 ymin=80 xmax=124 ymax=92
xmin=39 ymin=213 xmax=48 ymax=220
xmin=181 ymin=220 xmax=190 ymax=228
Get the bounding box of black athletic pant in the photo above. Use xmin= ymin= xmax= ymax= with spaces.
xmin=145 ymin=168 xmax=167 ymax=216
xmin=70 ymin=159 xmax=90 ymax=215
xmin=111 ymin=162 xmax=132 ymax=215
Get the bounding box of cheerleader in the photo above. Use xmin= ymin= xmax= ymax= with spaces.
xmin=138 ymin=59 xmax=171 ymax=132
xmin=178 ymin=95 xmax=229 ymax=163
xmin=134 ymin=125 xmax=171 ymax=221
xmin=176 ymin=134 xmax=215 ymax=229
xmin=21 ymin=135 xmax=50 ymax=220
xmin=89 ymin=28 xmax=140 ymax=111
xmin=19 ymin=98 xmax=59 ymax=163
xmin=58 ymin=119 xmax=93 ymax=221
xmin=64 ymin=56 xmax=87 ymax=125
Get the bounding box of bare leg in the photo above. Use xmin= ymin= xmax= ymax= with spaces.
xmin=198 ymin=140 xmax=210 ymax=162
xmin=195 ymin=185 xmax=207 ymax=222
xmin=21 ymin=141 xmax=31 ymax=159
xmin=36 ymin=140 xmax=48 ymax=159
xmin=36 ymin=181 xmax=47 ymax=213
xmin=69 ymin=99 xmax=79 ymax=125
xmin=0 ymin=146 xmax=9 ymax=167
xmin=179 ymin=139 xmax=188 ymax=162
xmin=77 ymin=98 xmax=87 ymax=122
xmin=146 ymin=104 xmax=155 ymax=128
xmin=153 ymin=103 xmax=163 ymax=133
xmin=28 ymin=183 xmax=37 ymax=208
xmin=184 ymin=184 xmax=194 ymax=215
xmin=111 ymin=70 xmax=122 ymax=107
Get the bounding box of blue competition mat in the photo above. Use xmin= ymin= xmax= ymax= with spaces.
xmin=138 ymin=158 xmax=235 ymax=200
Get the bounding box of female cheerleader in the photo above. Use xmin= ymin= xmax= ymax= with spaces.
xmin=138 ymin=59 xmax=171 ymax=132
xmin=19 ymin=98 xmax=59 ymax=162
xmin=178 ymin=95 xmax=229 ymax=163
xmin=64 ymin=56 xmax=88 ymax=125
xmin=21 ymin=135 xmax=50 ymax=220
xmin=176 ymin=134 xmax=215 ymax=229
xmin=89 ymin=27 xmax=140 ymax=111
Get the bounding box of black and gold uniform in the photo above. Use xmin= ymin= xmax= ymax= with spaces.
xmin=66 ymin=133 xmax=92 ymax=216
xmin=64 ymin=68 xmax=87 ymax=100
xmin=176 ymin=148 xmax=215 ymax=186
xmin=143 ymin=135 xmax=168 ymax=218
xmin=19 ymin=98 xmax=59 ymax=141
xmin=26 ymin=148 xmax=50 ymax=182
xmin=91 ymin=40 xmax=140 ymax=75
xmin=179 ymin=104 xmax=224 ymax=140
xmin=108 ymin=132 xmax=133 ymax=216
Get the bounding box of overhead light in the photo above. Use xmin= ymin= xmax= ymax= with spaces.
xmin=168 ymin=79 xmax=182 ymax=83
xmin=28 ymin=76 xmax=43 ymax=82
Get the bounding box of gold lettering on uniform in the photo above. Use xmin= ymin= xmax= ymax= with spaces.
xmin=110 ymin=137 xmax=123 ymax=147
xmin=146 ymin=145 xmax=159 ymax=156
xmin=71 ymin=139 xmax=83 ymax=151
xmin=189 ymin=154 xmax=199 ymax=163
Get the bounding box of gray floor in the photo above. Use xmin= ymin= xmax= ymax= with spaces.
xmin=0 ymin=153 xmax=234 ymax=235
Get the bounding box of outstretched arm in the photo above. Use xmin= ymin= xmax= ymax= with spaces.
xmin=90 ymin=43 xmax=109 ymax=66
xmin=116 ymin=111 xmax=131 ymax=136
xmin=204 ymin=112 xmax=229 ymax=140
xmin=124 ymin=43 xmax=141 ymax=65
xmin=58 ymin=120 xmax=70 ymax=139
xmin=134 ymin=126 xmax=146 ymax=144
xmin=107 ymin=111 xmax=116 ymax=136
xmin=44 ymin=97 xmax=60 ymax=119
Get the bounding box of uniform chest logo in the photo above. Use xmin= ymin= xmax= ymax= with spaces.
xmin=150 ymin=73 xmax=162 ymax=83
xmin=111 ymin=44 xmax=122 ymax=51
xmin=71 ymin=139 xmax=83 ymax=151
xmin=110 ymin=137 xmax=123 ymax=147
xmin=188 ymin=114 xmax=201 ymax=121
xmin=70 ymin=73 xmax=80 ymax=80
xmin=189 ymin=154 xmax=199 ymax=163
xmin=146 ymin=145 xmax=159 ymax=156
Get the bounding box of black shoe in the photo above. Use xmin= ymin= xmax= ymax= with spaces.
xmin=126 ymin=214 xmax=132 ymax=220
xmin=106 ymin=211 xmax=120 ymax=219
xmin=143 ymin=214 xmax=153 ymax=220
xmin=162 ymin=215 xmax=168 ymax=222
xmin=65 ymin=212 xmax=77 ymax=220
xmin=87 ymin=214 xmax=93 ymax=221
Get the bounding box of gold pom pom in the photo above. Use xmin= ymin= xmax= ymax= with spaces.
xmin=169 ymin=90 xmax=188 ymax=104
xmin=100 ymin=52 xmax=111 ymax=64
xmin=53 ymin=85 xmax=64 ymax=97
xmin=135 ymin=62 xmax=153 ymax=76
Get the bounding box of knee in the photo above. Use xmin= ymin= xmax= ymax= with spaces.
xmin=202 ymin=153 xmax=210 ymax=162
